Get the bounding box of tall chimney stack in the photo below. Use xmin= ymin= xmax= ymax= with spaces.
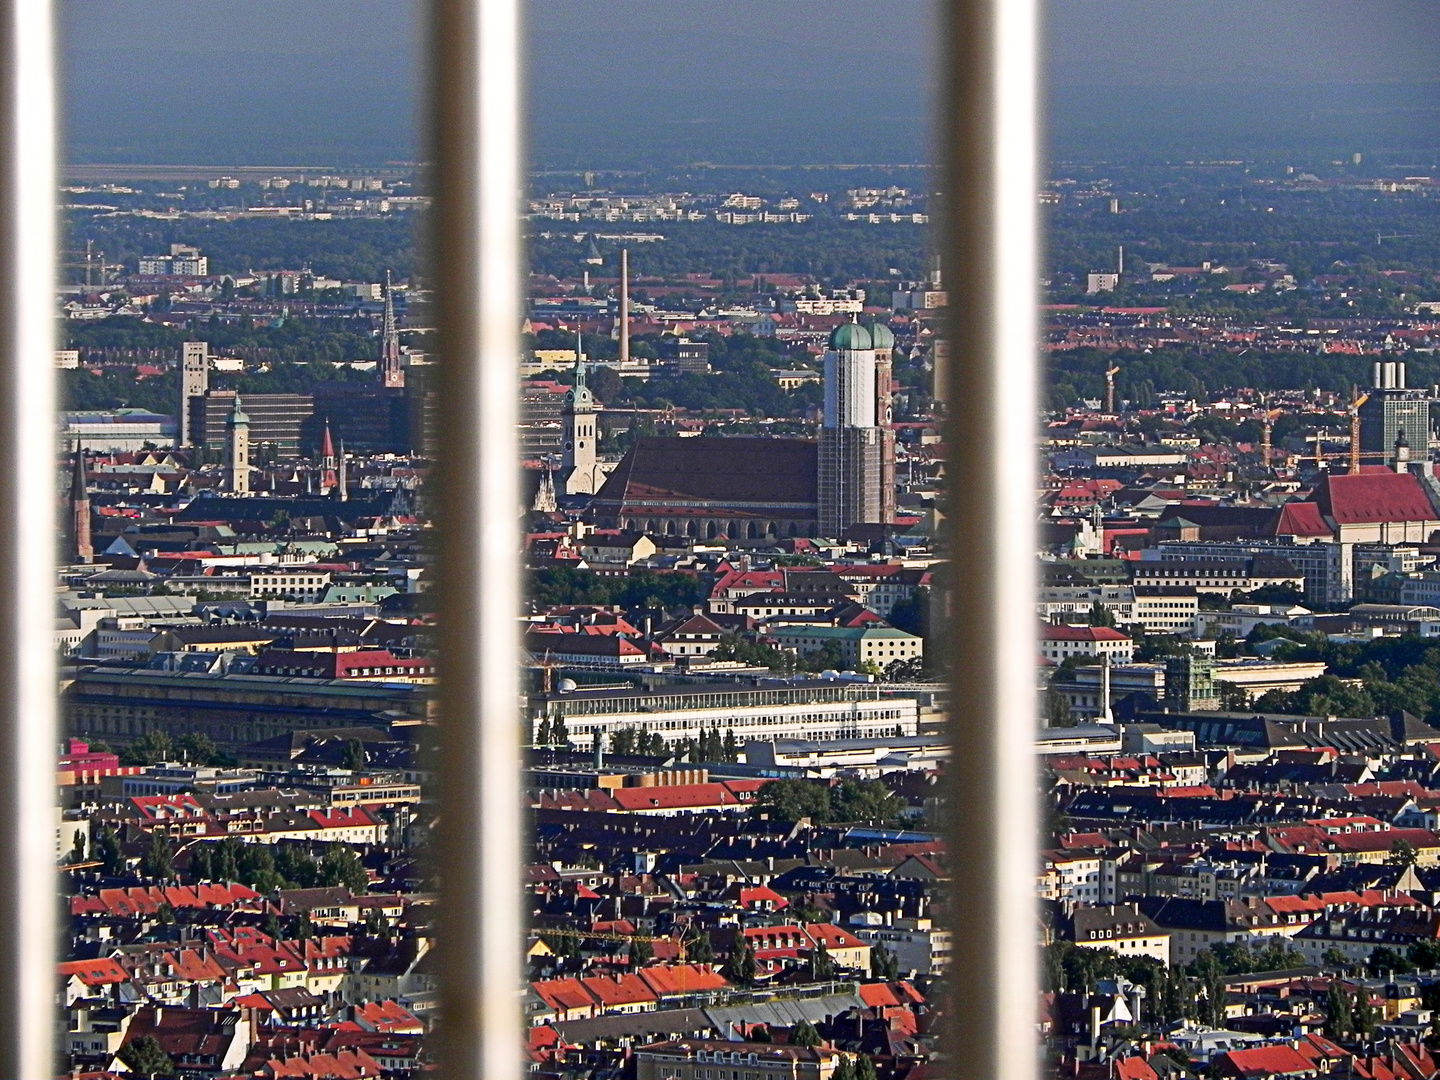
xmin=620 ymin=248 xmax=630 ymax=367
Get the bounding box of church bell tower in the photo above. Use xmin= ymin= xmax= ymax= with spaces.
xmin=226 ymin=395 xmax=251 ymax=494
xmin=561 ymin=331 xmax=601 ymax=495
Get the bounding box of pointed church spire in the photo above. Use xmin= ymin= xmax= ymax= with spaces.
xmin=378 ymin=270 xmax=404 ymax=388
xmin=70 ymin=450 xmax=93 ymax=564
xmin=321 ymin=420 xmax=338 ymax=493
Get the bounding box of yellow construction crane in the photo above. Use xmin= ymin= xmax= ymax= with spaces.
xmin=1104 ymin=366 xmax=1121 ymax=415
xmin=1350 ymin=393 xmax=1370 ymax=474
xmin=1259 ymin=408 xmax=1283 ymax=468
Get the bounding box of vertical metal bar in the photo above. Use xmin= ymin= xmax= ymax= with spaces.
xmin=940 ymin=0 xmax=1039 ymax=1077
xmin=0 ymin=0 xmax=57 ymax=1077
xmin=430 ymin=0 xmax=524 ymax=1079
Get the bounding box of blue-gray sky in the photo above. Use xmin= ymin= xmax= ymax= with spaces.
xmin=61 ymin=0 xmax=1440 ymax=166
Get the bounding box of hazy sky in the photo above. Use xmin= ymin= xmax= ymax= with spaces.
xmin=60 ymin=0 xmax=1440 ymax=165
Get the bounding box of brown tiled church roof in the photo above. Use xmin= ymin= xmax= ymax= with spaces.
xmin=593 ymin=437 xmax=817 ymax=508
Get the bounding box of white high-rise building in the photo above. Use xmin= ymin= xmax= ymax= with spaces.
xmin=178 ymin=341 xmax=209 ymax=446
xmin=817 ymin=321 xmax=885 ymax=536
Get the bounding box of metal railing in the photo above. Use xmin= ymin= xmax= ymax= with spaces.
xmin=939 ymin=0 xmax=1040 ymax=1078
xmin=0 ymin=0 xmax=58 ymax=1076
xmin=0 ymin=1 xmax=1038 ymax=1078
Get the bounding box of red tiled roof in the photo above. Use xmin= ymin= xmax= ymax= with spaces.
xmin=1312 ymin=472 xmax=1440 ymax=526
xmin=58 ymin=958 xmax=128 ymax=985
xmin=1273 ymin=501 xmax=1333 ymax=538
xmin=1212 ymin=1043 xmax=1317 ymax=1078
xmin=532 ymin=977 xmax=594 ymax=1012
xmin=637 ymin=963 xmax=729 ymax=997
xmin=1039 ymin=624 xmax=1131 ymax=642
xmin=610 ymin=784 xmax=740 ymax=812
xmin=580 ymin=972 xmax=658 ymax=1007
xmin=1114 ymin=1057 xmax=1159 ymax=1080
xmin=858 ymin=983 xmax=902 ymax=1008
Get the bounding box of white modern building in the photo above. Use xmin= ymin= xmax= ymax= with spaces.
xmin=529 ymin=680 xmax=920 ymax=746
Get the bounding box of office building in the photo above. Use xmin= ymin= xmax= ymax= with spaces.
xmin=1358 ymin=361 xmax=1431 ymax=467
xmin=178 ymin=341 xmax=208 ymax=445
xmin=191 ymin=391 xmax=314 ymax=457
xmin=528 ymin=679 xmax=919 ymax=746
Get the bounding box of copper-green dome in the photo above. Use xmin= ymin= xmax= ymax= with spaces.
xmin=829 ymin=322 xmax=873 ymax=351
xmin=867 ymin=322 xmax=896 ymax=351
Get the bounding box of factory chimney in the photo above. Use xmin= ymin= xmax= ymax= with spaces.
xmin=619 ymin=248 xmax=630 ymax=367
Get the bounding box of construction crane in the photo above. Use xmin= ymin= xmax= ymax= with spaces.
xmin=1259 ymin=408 xmax=1283 ymax=468
xmin=535 ymin=926 xmax=689 ymax=960
xmin=1350 ymin=393 xmax=1370 ymax=474
xmin=1104 ymin=366 xmax=1121 ymax=415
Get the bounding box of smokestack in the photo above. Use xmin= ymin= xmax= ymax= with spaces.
xmin=1100 ymin=653 xmax=1113 ymax=725
xmin=1385 ymin=361 xmax=1397 ymax=389
xmin=1116 ymin=245 xmax=1125 ymax=275
xmin=1398 ymin=361 xmax=1407 ymax=389
xmin=620 ymin=248 xmax=630 ymax=367
xmin=1375 ymin=362 xmax=1384 ymax=389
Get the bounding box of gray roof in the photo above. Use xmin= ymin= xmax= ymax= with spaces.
xmin=702 ymin=991 xmax=864 ymax=1032
xmin=552 ymin=1008 xmax=716 ymax=1044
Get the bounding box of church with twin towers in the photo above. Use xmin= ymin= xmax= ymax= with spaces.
xmin=569 ymin=267 xmax=897 ymax=540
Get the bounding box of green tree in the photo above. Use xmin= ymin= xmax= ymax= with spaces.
xmin=1087 ymin=601 xmax=1116 ymax=628
xmin=753 ymin=778 xmax=831 ymax=823
xmin=711 ymin=632 xmax=799 ymax=673
xmin=361 ymin=905 xmax=388 ymax=940
xmin=830 ymin=779 xmax=907 ymax=824
xmin=832 ymin=1057 xmax=856 ymax=1080
xmin=810 ymin=941 xmax=836 ymax=980
xmin=176 ymin=732 xmax=217 ymax=765
xmin=1046 ymin=688 xmax=1077 ymax=727
xmin=629 ymin=937 xmax=654 ymax=966
xmin=119 ymin=1036 xmax=174 ymax=1078
xmin=1367 ymin=946 xmax=1416 ymax=976
xmin=1354 ymin=990 xmax=1377 ymax=1039
xmin=122 ymin=729 xmax=173 ymax=766
xmin=723 ymin=729 xmax=739 ymax=763
xmin=1389 ymin=838 xmax=1418 ymax=868
xmin=141 ymin=832 xmax=174 ymax=881
xmin=1189 ymin=949 xmax=1227 ymax=1027
xmin=870 ymin=943 xmax=900 ymax=981
xmin=854 ymin=1056 xmax=876 ymax=1080
xmin=1325 ymin=981 xmax=1352 ymax=1038
xmin=686 ymin=930 xmax=714 ymax=964
xmin=791 ymin=1020 xmax=822 ymax=1049
xmin=319 ymin=844 xmax=368 ymax=893
xmin=1323 ymin=947 xmax=1353 ymax=972
xmin=296 ymin=912 xmax=315 ymax=941
xmin=724 ymin=940 xmax=758 ymax=987
xmin=342 ymin=738 xmax=367 ymax=772
xmin=1409 ymin=939 xmax=1440 ymax=971
xmin=94 ymin=826 xmax=124 ymax=876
